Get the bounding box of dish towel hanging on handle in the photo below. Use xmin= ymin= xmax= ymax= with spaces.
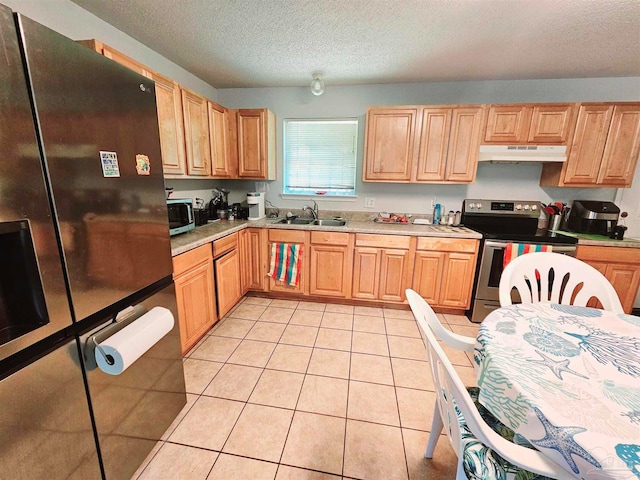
xmin=503 ymin=243 xmax=553 ymax=269
xmin=268 ymin=242 xmax=304 ymax=287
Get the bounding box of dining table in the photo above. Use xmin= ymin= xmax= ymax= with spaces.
xmin=473 ymin=302 xmax=640 ymax=480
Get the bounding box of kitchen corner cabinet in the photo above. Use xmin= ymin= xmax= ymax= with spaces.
xmin=412 ymin=238 xmax=479 ymax=309
xmin=173 ymin=244 xmax=217 ymax=355
xmin=363 ymin=105 xmax=485 ymax=184
xmin=208 ymin=101 xmax=234 ymax=177
xmin=181 ymin=88 xmax=212 ymax=176
xmin=576 ymin=245 xmax=640 ymax=314
xmin=540 ymin=102 xmax=640 ymax=187
xmin=267 ymin=229 xmax=309 ymax=295
xmin=236 ymin=109 xmax=276 ymax=180
xmin=240 ymin=228 xmax=266 ymax=293
xmin=309 ymin=231 xmax=354 ymax=298
xmin=213 ymin=233 xmax=242 ymax=318
xmin=484 ymin=104 xmax=575 ymax=144
xmin=352 ymin=234 xmax=413 ymax=303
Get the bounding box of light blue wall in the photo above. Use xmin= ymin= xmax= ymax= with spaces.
xmin=3 ymin=0 xmax=217 ymax=100
xmin=217 ymin=79 xmax=640 ymax=215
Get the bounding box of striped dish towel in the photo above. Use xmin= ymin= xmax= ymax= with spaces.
xmin=503 ymin=243 xmax=553 ymax=269
xmin=268 ymin=243 xmax=304 ymax=286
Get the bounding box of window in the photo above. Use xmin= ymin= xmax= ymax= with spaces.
xmin=283 ymin=118 xmax=358 ymax=196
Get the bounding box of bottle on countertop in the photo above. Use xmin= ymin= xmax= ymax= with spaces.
xmin=433 ymin=203 xmax=441 ymax=225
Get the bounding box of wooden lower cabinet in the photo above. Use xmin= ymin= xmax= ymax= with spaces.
xmin=352 ymin=234 xmax=413 ymax=303
xmin=309 ymin=231 xmax=353 ymax=298
xmin=172 ymin=244 xmax=217 ymax=355
xmin=240 ymin=228 xmax=266 ymax=292
xmin=267 ymin=229 xmax=309 ymax=295
xmin=412 ymin=238 xmax=479 ymax=309
xmin=576 ymin=245 xmax=640 ymax=313
xmin=213 ymin=233 xmax=242 ymax=318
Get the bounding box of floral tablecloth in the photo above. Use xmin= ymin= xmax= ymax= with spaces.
xmin=474 ymin=303 xmax=640 ymax=480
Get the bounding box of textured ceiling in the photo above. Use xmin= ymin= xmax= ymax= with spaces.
xmin=70 ymin=0 xmax=640 ymax=89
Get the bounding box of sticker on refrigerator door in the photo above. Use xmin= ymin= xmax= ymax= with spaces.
xmin=135 ymin=154 xmax=150 ymax=175
xmin=100 ymin=151 xmax=120 ymax=177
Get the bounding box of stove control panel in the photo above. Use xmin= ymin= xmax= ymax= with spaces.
xmin=463 ymin=199 xmax=541 ymax=217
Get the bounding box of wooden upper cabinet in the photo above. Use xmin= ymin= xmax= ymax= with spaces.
xmin=484 ymin=104 xmax=574 ymax=145
xmin=363 ymin=107 xmax=418 ymax=182
xmin=237 ymin=109 xmax=276 ymax=180
xmin=181 ymin=88 xmax=211 ymax=176
xmin=598 ymin=104 xmax=640 ymax=186
xmin=415 ymin=108 xmax=451 ymax=181
xmin=541 ymin=102 xmax=640 ymax=188
xmin=366 ymin=105 xmax=484 ymax=184
xmin=445 ymin=106 xmax=485 ymax=183
xmin=208 ymin=101 xmax=234 ymax=178
xmin=152 ymin=72 xmax=187 ymax=176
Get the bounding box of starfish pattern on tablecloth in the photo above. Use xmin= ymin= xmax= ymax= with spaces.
xmin=530 ymin=406 xmax=602 ymax=474
xmin=527 ymin=350 xmax=588 ymax=380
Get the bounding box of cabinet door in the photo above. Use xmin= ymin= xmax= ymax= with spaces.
xmin=152 ymin=73 xmax=187 ymax=176
xmin=174 ymin=261 xmax=217 ymax=355
xmin=208 ymin=101 xmax=233 ymax=178
xmin=484 ymin=105 xmax=531 ymax=143
xmin=563 ymin=104 xmax=613 ymax=185
xmin=100 ymin=42 xmax=153 ymax=78
xmin=415 ymin=108 xmax=451 ymax=181
xmin=439 ymin=253 xmax=477 ymax=308
xmin=309 ymin=244 xmax=350 ymax=297
xmin=244 ymin=228 xmax=266 ymax=291
xmin=528 ymin=104 xmax=575 ymax=144
xmin=411 ymin=252 xmax=444 ymax=304
xmin=604 ymin=263 xmax=640 ymax=313
xmin=239 ymin=229 xmax=250 ymax=294
xmin=237 ymin=109 xmax=266 ymax=178
xmin=446 ymin=106 xmax=485 ymax=183
xmin=363 ymin=107 xmax=418 ymax=181
xmin=378 ymin=248 xmax=410 ymax=302
xmin=181 ymin=88 xmax=211 ymax=176
xmin=215 ymin=249 xmax=242 ymax=318
xmin=352 ymin=247 xmax=380 ymax=299
xmin=598 ymin=104 xmax=640 ymax=186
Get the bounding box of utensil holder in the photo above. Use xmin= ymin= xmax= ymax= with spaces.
xmin=548 ymin=214 xmax=563 ymax=231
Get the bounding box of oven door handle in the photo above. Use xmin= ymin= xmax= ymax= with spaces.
xmin=484 ymin=240 xmax=577 ymax=254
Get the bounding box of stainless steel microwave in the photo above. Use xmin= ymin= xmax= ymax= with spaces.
xmin=167 ymin=198 xmax=195 ymax=236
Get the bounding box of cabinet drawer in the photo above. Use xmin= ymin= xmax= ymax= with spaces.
xmin=172 ymin=243 xmax=212 ymax=276
xmin=355 ymin=234 xmax=411 ymax=249
xmin=213 ymin=232 xmax=238 ymax=257
xmin=416 ymin=237 xmax=478 ymax=253
xmin=310 ymin=231 xmax=350 ymax=246
xmin=268 ymin=229 xmax=306 ymax=244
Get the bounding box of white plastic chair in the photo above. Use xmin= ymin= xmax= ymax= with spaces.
xmin=499 ymin=252 xmax=623 ymax=313
xmin=405 ymin=289 xmax=573 ymax=480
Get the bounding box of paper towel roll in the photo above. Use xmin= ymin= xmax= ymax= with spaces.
xmin=95 ymin=306 xmax=174 ymax=375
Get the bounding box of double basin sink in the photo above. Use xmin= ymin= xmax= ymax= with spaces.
xmin=273 ymin=218 xmax=348 ymax=227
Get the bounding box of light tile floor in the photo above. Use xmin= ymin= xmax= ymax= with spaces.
xmin=133 ymin=297 xmax=480 ymax=480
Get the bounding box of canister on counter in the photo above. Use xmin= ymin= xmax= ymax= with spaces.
xmin=447 ymin=211 xmax=455 ymax=225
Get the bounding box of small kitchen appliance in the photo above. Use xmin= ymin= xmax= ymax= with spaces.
xmin=167 ymin=198 xmax=195 ymax=235
xmin=462 ymin=199 xmax=578 ymax=323
xmin=208 ymin=188 xmax=229 ymax=220
xmin=567 ymin=200 xmax=620 ymax=236
xmin=247 ymin=192 xmax=266 ymax=220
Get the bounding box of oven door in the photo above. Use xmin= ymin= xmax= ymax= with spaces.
xmin=471 ymin=240 xmax=577 ymax=323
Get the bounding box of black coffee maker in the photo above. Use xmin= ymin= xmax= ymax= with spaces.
xmin=208 ymin=188 xmax=229 ymax=220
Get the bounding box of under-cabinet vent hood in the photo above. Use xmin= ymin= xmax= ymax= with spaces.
xmin=478 ymin=145 xmax=567 ymax=163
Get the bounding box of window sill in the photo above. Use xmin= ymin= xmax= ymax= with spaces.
xmin=279 ymin=193 xmax=358 ymax=202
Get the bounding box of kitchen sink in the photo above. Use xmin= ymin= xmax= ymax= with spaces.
xmin=273 ymin=218 xmax=314 ymax=225
xmin=312 ymin=219 xmax=348 ymax=227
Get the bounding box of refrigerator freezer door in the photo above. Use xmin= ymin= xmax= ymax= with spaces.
xmin=0 ymin=4 xmax=74 ymax=361
xmin=17 ymin=14 xmax=174 ymax=322
xmin=0 ymin=338 xmax=102 ymax=479
xmin=81 ymin=282 xmax=186 ymax=479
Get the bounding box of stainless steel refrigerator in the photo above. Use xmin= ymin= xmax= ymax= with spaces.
xmin=0 ymin=4 xmax=186 ymax=479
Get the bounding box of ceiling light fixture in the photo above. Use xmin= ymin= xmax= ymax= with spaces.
xmin=310 ymin=74 xmax=325 ymax=96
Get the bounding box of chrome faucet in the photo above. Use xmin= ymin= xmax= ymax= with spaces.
xmin=302 ymin=200 xmax=319 ymax=220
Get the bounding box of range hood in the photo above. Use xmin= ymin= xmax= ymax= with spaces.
xmin=478 ymin=145 xmax=567 ymax=163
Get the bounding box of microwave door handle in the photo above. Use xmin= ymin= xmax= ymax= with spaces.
xmin=187 ymin=206 xmax=194 ymax=225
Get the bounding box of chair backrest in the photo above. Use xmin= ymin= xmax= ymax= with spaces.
xmin=405 ymin=289 xmax=575 ymax=479
xmin=499 ymin=252 xmax=623 ymax=313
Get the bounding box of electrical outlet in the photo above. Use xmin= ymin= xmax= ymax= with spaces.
xmin=364 ymin=197 xmax=375 ymax=208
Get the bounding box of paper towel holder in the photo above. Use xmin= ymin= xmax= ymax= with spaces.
xmin=83 ymin=304 xmax=148 ymax=370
